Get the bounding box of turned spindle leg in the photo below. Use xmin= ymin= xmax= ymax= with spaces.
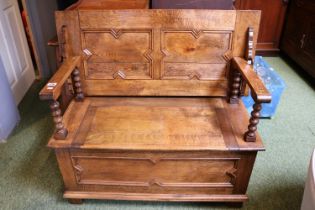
xmin=244 ymin=102 xmax=262 ymax=142
xmin=229 ymin=71 xmax=242 ymax=104
xmin=71 ymin=68 xmax=84 ymax=101
xmin=50 ymin=101 xmax=68 ymax=140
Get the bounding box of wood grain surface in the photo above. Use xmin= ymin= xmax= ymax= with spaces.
xmin=54 ymin=10 xmax=260 ymax=96
xmin=44 ymin=9 xmax=265 ymax=205
xmin=39 ymin=56 xmax=81 ymax=100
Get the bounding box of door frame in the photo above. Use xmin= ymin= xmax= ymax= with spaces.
xmin=21 ymin=0 xmax=58 ymax=79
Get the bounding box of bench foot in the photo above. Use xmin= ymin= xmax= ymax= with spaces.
xmin=68 ymin=199 xmax=83 ymax=204
xmin=227 ymin=202 xmax=243 ymax=208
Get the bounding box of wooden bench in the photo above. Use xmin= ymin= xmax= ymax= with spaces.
xmin=40 ymin=9 xmax=271 ymax=206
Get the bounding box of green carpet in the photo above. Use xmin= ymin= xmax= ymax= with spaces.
xmin=1 ymin=56 xmax=314 ymax=210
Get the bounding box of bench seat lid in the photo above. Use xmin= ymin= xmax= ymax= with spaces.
xmin=48 ymin=97 xmax=264 ymax=151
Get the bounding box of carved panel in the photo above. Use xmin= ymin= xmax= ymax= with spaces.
xmin=81 ymin=29 xmax=153 ymax=80
xmin=161 ymin=30 xmax=232 ymax=80
xmin=71 ymin=156 xmax=239 ymax=188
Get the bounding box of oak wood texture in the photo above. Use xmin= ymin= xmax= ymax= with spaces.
xmin=56 ymin=148 xmax=257 ymax=203
xmin=41 ymin=9 xmax=268 ymax=205
xmin=47 ymin=97 xmax=264 ymax=151
xmin=281 ymin=0 xmax=315 ymax=79
xmin=54 ymin=10 xmax=260 ymax=97
xmin=66 ymin=0 xmax=149 ymax=10
xmin=49 ymin=0 xmax=150 ymax=112
xmin=234 ymin=0 xmax=288 ymax=56
xmin=39 ymin=56 xmax=81 ymax=100
xmin=232 ymin=57 xmax=271 ymax=103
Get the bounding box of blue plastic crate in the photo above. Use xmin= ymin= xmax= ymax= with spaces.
xmin=242 ymin=56 xmax=286 ymax=118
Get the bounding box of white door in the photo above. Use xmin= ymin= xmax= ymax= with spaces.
xmin=0 ymin=0 xmax=35 ymax=104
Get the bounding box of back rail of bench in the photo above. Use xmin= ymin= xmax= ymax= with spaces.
xmin=55 ymin=9 xmax=260 ymax=97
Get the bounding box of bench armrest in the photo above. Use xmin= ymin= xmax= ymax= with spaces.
xmin=232 ymin=57 xmax=271 ymax=103
xmin=39 ymin=56 xmax=81 ymax=101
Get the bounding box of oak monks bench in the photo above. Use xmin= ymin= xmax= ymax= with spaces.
xmin=39 ymin=9 xmax=271 ymax=207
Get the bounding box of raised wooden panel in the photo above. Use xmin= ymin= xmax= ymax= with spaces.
xmin=72 ymin=98 xmax=227 ymax=150
xmin=55 ymin=10 xmax=260 ymax=96
xmin=81 ymin=29 xmax=153 ymax=80
xmin=71 ymin=155 xmax=238 ymax=189
xmin=161 ymin=30 xmax=232 ymax=80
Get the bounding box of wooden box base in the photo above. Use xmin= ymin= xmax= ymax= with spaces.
xmin=48 ymin=97 xmax=264 ymax=206
xmin=55 ymin=149 xmax=257 ymax=205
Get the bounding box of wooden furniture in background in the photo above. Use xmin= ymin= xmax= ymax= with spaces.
xmin=40 ymin=9 xmax=271 ymax=206
xmin=234 ymin=0 xmax=289 ymax=56
xmin=152 ymin=0 xmax=234 ymax=9
xmin=281 ymin=0 xmax=315 ymax=78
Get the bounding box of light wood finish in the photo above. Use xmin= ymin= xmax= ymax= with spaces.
xmin=54 ymin=10 xmax=260 ymax=97
xmin=40 ymin=9 xmax=270 ymax=205
xmin=47 ymin=97 xmax=264 ymax=151
xmin=64 ymin=191 xmax=248 ymax=202
xmin=55 ymin=148 xmax=257 ymax=202
xmin=66 ymin=0 xmax=149 ymax=10
xmin=49 ymin=0 xmax=150 ymax=111
xmin=232 ymin=10 xmax=260 ymax=59
xmin=232 ymin=57 xmax=271 ymax=103
xmin=39 ymin=56 xmax=81 ymax=100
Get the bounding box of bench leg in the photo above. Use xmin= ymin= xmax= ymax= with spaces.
xmin=227 ymin=202 xmax=243 ymax=208
xmin=68 ymin=199 xmax=83 ymax=204
xmin=244 ymin=102 xmax=262 ymax=142
xmin=50 ymin=100 xmax=68 ymax=140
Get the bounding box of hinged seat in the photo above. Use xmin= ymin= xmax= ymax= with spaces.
xmin=48 ymin=97 xmax=264 ymax=151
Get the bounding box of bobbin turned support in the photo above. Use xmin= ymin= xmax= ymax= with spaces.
xmin=229 ymin=70 xmax=242 ymax=104
xmin=244 ymin=102 xmax=262 ymax=142
xmin=231 ymin=57 xmax=271 ymax=142
xmin=50 ymin=100 xmax=68 ymax=140
xmin=39 ymin=56 xmax=82 ymax=140
xmin=71 ymin=68 xmax=84 ymax=101
xmin=228 ymin=27 xmax=272 ymax=142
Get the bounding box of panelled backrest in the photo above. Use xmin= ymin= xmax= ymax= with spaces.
xmin=66 ymin=0 xmax=149 ymax=10
xmin=55 ymin=10 xmax=260 ymax=96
